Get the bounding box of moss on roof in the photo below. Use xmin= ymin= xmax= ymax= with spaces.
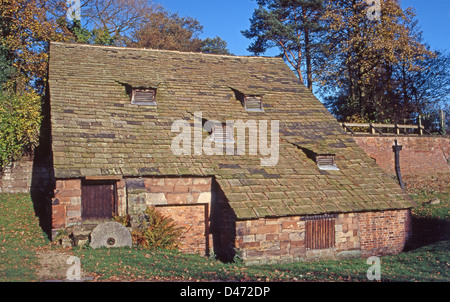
xmin=48 ymin=42 xmax=416 ymax=219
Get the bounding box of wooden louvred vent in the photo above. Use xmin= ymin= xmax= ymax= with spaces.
xmin=131 ymin=88 xmax=157 ymax=105
xmin=244 ymin=95 xmax=263 ymax=111
xmin=211 ymin=124 xmax=234 ymax=143
xmin=316 ymin=154 xmax=339 ymax=171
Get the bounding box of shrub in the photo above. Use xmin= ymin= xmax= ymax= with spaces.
xmin=0 ymin=91 xmax=42 ymax=169
xmin=114 ymin=207 xmax=183 ymax=250
xmin=112 ymin=213 xmax=131 ymax=227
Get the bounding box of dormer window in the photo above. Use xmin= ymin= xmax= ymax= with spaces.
xmin=316 ymin=154 xmax=339 ymax=171
xmin=131 ymin=88 xmax=157 ymax=106
xmin=211 ymin=123 xmax=234 ymax=143
xmin=244 ymin=95 xmax=264 ymax=112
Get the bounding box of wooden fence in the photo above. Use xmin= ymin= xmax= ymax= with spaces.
xmin=341 ymin=122 xmax=431 ymax=135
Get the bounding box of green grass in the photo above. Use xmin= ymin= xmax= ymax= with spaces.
xmin=73 ymin=240 xmax=449 ymax=282
xmin=0 ymin=191 xmax=449 ymax=282
xmin=410 ymin=190 xmax=449 ymax=220
xmin=74 ymin=188 xmax=450 ymax=282
xmin=0 ymin=193 xmax=49 ymax=281
xmin=408 ymin=190 xmax=450 ymax=250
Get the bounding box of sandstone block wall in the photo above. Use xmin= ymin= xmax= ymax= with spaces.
xmin=234 ymin=209 xmax=411 ymax=265
xmin=236 ymin=216 xmax=305 ymax=264
xmin=125 ymin=177 xmax=212 ymax=215
xmin=51 ymin=177 xmax=213 ymax=255
xmin=0 ymin=155 xmax=51 ymax=194
xmin=52 ymin=179 xmax=82 ymax=230
xmin=335 ymin=213 xmax=360 ymax=254
xmin=157 ymin=204 xmax=210 ymax=255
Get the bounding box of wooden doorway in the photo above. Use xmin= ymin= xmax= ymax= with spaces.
xmin=81 ymin=180 xmax=117 ymax=223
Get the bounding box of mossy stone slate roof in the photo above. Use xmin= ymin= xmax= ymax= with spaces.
xmin=48 ymin=42 xmax=415 ymax=220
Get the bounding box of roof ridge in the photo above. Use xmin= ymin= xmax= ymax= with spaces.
xmin=49 ymin=41 xmax=280 ymax=61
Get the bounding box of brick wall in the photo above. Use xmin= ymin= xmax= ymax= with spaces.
xmin=209 ymin=180 xmax=236 ymax=262
xmin=51 ymin=177 xmax=412 ymax=262
xmin=157 ymin=204 xmax=210 ymax=255
xmin=359 ymin=209 xmax=412 ymax=257
xmin=352 ymin=136 xmax=450 ymax=188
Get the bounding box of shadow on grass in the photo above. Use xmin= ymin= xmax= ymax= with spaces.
xmin=404 ymin=216 xmax=450 ymax=251
xmin=30 ymin=86 xmax=54 ymax=241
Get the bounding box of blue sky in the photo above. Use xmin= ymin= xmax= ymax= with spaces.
xmin=156 ymin=0 xmax=450 ymax=56
xmin=155 ymin=0 xmax=260 ymax=55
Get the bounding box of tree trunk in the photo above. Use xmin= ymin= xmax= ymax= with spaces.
xmin=304 ymin=27 xmax=313 ymax=92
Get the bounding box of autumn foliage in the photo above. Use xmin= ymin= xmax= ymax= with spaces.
xmin=0 ymin=0 xmax=231 ymax=168
xmin=0 ymin=0 xmax=72 ymax=91
xmin=243 ymin=0 xmax=449 ymax=125
xmin=0 ymin=1 xmax=66 ymax=167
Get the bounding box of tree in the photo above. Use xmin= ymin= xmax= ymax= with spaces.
xmin=0 ymin=0 xmax=72 ymax=93
xmin=395 ymin=49 xmax=450 ymax=117
xmin=67 ymin=19 xmax=115 ymax=45
xmin=0 ymin=91 xmax=42 ymax=169
xmin=62 ymin=3 xmax=232 ymax=53
xmin=403 ymin=50 xmax=450 ymax=134
xmin=0 ymin=0 xmax=74 ymax=167
xmin=242 ymin=0 xmax=324 ymax=91
xmin=318 ymin=0 xmax=436 ymax=123
xmin=0 ymin=44 xmax=14 ymax=89
xmin=201 ymin=37 xmax=232 ymax=55
xmin=128 ymin=7 xmax=232 ymax=54
xmin=81 ymin=0 xmax=153 ymax=46
xmin=129 ymin=7 xmax=204 ymax=52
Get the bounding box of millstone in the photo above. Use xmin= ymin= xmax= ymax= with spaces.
xmin=89 ymin=222 xmax=132 ymax=249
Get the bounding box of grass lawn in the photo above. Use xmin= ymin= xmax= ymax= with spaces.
xmin=0 ymin=190 xmax=448 ymax=282
xmin=74 ymin=240 xmax=449 ymax=282
xmin=0 ymin=194 xmax=49 ymax=281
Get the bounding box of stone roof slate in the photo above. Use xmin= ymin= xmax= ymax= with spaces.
xmin=48 ymin=42 xmax=416 ymax=219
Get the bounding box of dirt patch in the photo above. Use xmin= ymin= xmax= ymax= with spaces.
xmin=36 ymin=249 xmax=73 ymax=280
xmin=36 ymin=248 xmax=93 ymax=281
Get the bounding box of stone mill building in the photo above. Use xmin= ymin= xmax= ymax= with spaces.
xmin=48 ymin=42 xmax=416 ymax=264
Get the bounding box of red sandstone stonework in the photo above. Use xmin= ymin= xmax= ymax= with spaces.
xmin=51 ymin=177 xmax=212 ymax=254
xmin=52 ymin=179 xmax=82 ymax=229
xmin=156 ymin=204 xmax=210 ymax=255
xmin=234 ymin=209 xmax=411 ymax=264
xmin=51 ymin=177 xmax=412 ymax=263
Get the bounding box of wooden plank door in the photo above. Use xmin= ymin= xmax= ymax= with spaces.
xmin=81 ymin=181 xmax=116 ymax=221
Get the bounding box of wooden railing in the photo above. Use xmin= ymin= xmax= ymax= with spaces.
xmin=341 ymin=122 xmax=431 ymax=135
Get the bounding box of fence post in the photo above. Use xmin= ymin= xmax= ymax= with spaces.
xmin=370 ymin=123 xmax=376 ymax=135
xmin=418 ymin=115 xmax=423 ymax=135
xmin=440 ymin=110 xmax=446 ymax=135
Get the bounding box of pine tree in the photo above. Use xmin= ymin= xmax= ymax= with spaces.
xmin=242 ymin=0 xmax=325 ymax=91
